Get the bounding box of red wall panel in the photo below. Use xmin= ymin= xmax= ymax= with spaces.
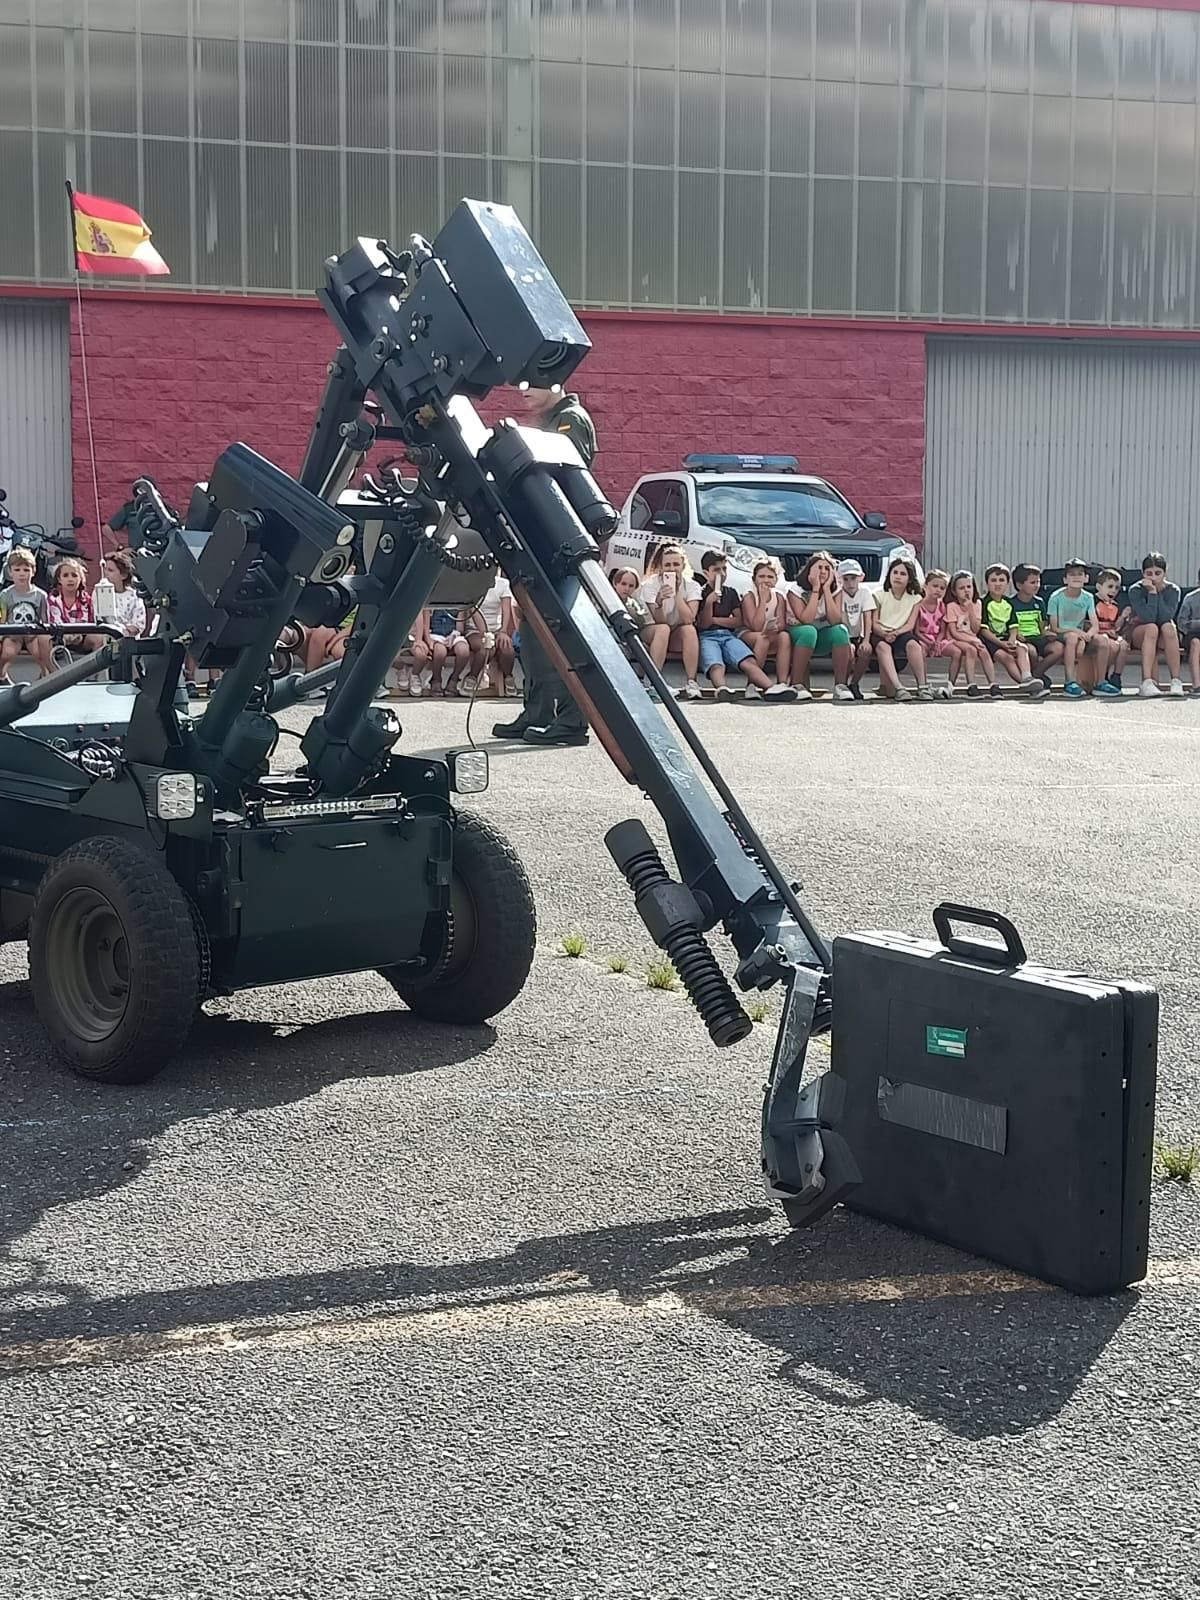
xmin=69 ymin=298 xmax=926 ymax=555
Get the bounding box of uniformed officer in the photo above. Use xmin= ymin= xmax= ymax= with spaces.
xmin=493 ymin=387 xmax=597 ymax=747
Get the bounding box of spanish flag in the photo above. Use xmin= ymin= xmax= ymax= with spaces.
xmin=71 ymin=187 xmax=170 ymax=278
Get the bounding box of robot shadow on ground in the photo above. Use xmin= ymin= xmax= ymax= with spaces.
xmin=0 ymin=1192 xmax=1131 ymax=1442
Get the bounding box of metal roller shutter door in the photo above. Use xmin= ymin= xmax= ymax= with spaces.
xmin=925 ymin=337 xmax=1200 ymax=583
xmin=0 ymin=300 xmax=71 ymax=540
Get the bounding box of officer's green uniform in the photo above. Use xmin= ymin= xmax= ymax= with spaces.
xmin=517 ymin=394 xmax=596 ymax=738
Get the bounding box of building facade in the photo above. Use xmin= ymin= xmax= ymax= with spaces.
xmin=4 ymin=0 xmax=1200 ymax=575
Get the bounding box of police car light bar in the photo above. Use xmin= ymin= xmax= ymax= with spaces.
xmin=682 ymin=453 xmax=800 ymax=474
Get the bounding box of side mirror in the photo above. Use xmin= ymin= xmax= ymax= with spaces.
xmin=863 ymin=512 xmax=888 ymax=531
xmin=71 ymin=515 xmax=85 ymax=528
xmin=650 ymin=509 xmax=683 ymax=532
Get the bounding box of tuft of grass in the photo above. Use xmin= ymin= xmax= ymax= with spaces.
xmin=606 ymin=953 xmax=630 ymax=973
xmin=1157 ymin=1142 xmax=1197 ymax=1183
xmin=560 ymin=931 xmax=587 ymax=958
xmin=746 ymin=997 xmax=771 ymax=1024
xmin=646 ymin=958 xmax=678 ymax=991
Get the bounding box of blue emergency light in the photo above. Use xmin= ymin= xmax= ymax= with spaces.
xmin=683 ymin=453 xmax=800 ymax=473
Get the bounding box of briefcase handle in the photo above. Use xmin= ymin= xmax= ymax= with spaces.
xmin=933 ymin=902 xmax=1027 ymax=967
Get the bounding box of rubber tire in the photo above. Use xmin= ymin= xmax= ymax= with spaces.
xmin=29 ymin=836 xmax=201 ymax=1084
xmin=380 ymin=810 xmax=536 ymax=1025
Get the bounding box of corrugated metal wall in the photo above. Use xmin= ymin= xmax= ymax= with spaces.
xmin=925 ymin=337 xmax=1200 ymax=583
xmin=0 ymin=301 xmax=71 ymax=539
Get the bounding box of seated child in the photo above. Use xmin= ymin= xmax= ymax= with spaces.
xmin=390 ymin=609 xmax=432 ymax=698
xmin=980 ymin=564 xmax=1041 ymax=693
xmin=47 ymin=556 xmax=104 ymax=660
xmin=1126 ymin=551 xmax=1185 ymax=697
xmin=739 ymin=560 xmax=792 ymax=684
xmin=1010 ymin=563 xmax=1064 ymax=685
xmin=786 ymin=551 xmax=854 ymax=702
xmin=461 ymin=575 xmax=517 ymax=697
xmin=836 ymin=558 xmax=876 ymax=700
xmin=698 ymin=552 xmax=796 ymax=701
xmin=1047 ymin=558 xmax=1118 ymax=697
xmin=945 ymin=570 xmax=999 ymax=697
xmin=873 ymin=557 xmax=931 ymax=701
xmin=427 ymin=606 xmax=470 ymax=696
xmin=1093 ymin=567 xmax=1131 ymax=690
xmin=0 ymin=547 xmax=52 ymax=682
xmin=1177 ymin=570 xmax=1200 ymax=688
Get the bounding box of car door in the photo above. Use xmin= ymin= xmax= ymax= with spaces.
xmin=610 ymin=478 xmax=673 ymax=575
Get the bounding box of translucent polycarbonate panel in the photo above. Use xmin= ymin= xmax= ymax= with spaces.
xmin=87 ymin=0 xmax=138 ymax=26
xmin=1115 ymin=101 xmax=1154 ymax=195
xmin=770 ymin=0 xmax=813 ymax=79
xmin=446 ymin=155 xmax=493 ymax=208
xmin=445 ymin=55 xmax=490 ymax=155
xmin=346 ymin=49 xmax=389 ymax=150
xmin=723 ymin=172 xmax=765 ymax=308
xmin=1030 ymin=97 xmax=1070 ymax=190
xmin=1159 ymin=14 xmax=1199 ymax=103
xmin=1031 ymin=1 xmax=1072 ymax=96
xmin=902 ymin=88 xmax=943 ymax=183
xmin=345 ymin=0 xmax=392 ymax=46
xmin=860 ymin=0 xmax=902 ymax=84
xmin=245 ymin=41 xmax=290 ymax=145
xmin=396 ymin=51 xmax=440 ymax=152
xmin=770 ymin=77 xmax=810 ymax=175
xmin=1027 ymin=187 xmax=1067 ymax=322
xmin=537 ymin=162 xmax=583 ymax=302
xmin=1074 ymin=6 xmax=1116 ymax=99
xmin=88 ymin=134 xmax=140 ymax=215
xmin=899 ymin=182 xmax=941 ymax=315
xmin=988 ymin=92 xmax=1028 ymax=185
xmin=34 ymin=27 xmax=67 ymax=131
xmin=767 ymin=174 xmax=809 ymax=311
xmin=195 ymin=0 xmax=241 ymax=39
xmin=985 ymin=184 xmax=1026 ymax=319
xmin=345 ymin=151 xmax=390 ymax=244
xmin=1157 ymin=103 xmax=1197 ymax=198
xmin=87 ymin=29 xmax=137 ymax=136
xmin=195 ymin=141 xmax=242 ymax=287
xmin=725 ymin=75 xmax=766 ymax=173
xmin=943 ymin=183 xmax=984 ymax=317
xmin=540 ymin=62 xmax=583 ymax=160
xmin=909 ymin=0 xmax=947 ymax=88
xmin=727 ymin=0 xmax=769 ymax=74
xmin=945 ymin=88 xmax=985 ymax=182
xmin=1073 ymin=99 xmax=1113 ymax=191
xmin=142 ymin=137 xmax=191 ymax=283
xmin=585 ymin=164 xmax=628 ymax=302
xmin=142 ymin=35 xmax=190 ymax=139
xmin=989 ymin=0 xmax=1030 ymax=94
xmin=34 ymin=131 xmax=70 ymax=278
xmin=1154 ymin=196 xmax=1194 ymax=328
xmin=811 ymin=177 xmax=852 ymax=312
xmin=814 ymin=0 xmax=856 ymax=82
xmin=396 ymin=0 xmax=440 ymax=52
xmin=296 ymin=148 xmax=340 ymax=293
xmin=632 ymin=166 xmax=674 ymax=304
xmin=441 ymin=0 xmax=493 ymax=53
xmin=679 ymin=73 xmax=720 ymax=169
xmin=1112 ymin=192 xmax=1152 ymax=325
xmin=0 ymin=132 xmax=35 ymax=278
xmin=296 ymin=46 xmax=340 ymax=148
xmin=677 ymin=169 xmax=719 ymax=306
xmin=857 ymin=179 xmax=898 ymax=314
xmin=244 ymin=0 xmax=291 ymax=41
xmin=859 ymin=84 xmax=900 ymax=180
xmin=946 ymin=0 xmax=987 ymax=90
xmin=396 ymin=154 xmax=441 ymax=245
xmin=813 ymin=80 xmax=855 ymax=177
xmin=586 ymin=65 xmax=629 ymax=164
xmin=246 ymin=145 xmax=292 ymax=290
xmin=631 ymin=0 xmax=678 ymax=70
xmin=632 ymin=67 xmax=675 ymax=166
xmin=677 ymin=0 xmax=721 ymax=72
xmin=195 ymin=36 xmax=239 ymax=141
xmin=1069 ymin=191 xmax=1112 ymax=321
xmin=586 ymin=0 xmax=630 ymax=67
xmin=1 ymin=25 xmax=32 ymax=132
xmin=1117 ymin=10 xmax=1158 ymax=100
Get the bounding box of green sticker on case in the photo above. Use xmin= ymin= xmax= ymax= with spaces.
xmin=926 ymin=1025 xmax=967 ymax=1059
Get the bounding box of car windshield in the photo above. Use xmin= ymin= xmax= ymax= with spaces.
xmin=695 ymin=480 xmax=860 ymax=532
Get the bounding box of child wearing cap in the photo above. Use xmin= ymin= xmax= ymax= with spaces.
xmin=836 ymin=558 xmax=876 ymax=701
xmin=1047 ymin=558 xmax=1119 ymax=697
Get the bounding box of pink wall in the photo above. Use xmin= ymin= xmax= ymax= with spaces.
xmin=69 ymin=297 xmax=926 ymax=555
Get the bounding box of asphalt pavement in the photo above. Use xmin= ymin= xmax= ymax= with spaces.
xmin=1 ymin=691 xmax=1198 ymax=1600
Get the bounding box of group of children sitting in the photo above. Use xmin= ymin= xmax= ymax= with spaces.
xmin=0 ymin=546 xmax=147 ymax=683
xmin=607 ymin=544 xmax=1200 ymax=702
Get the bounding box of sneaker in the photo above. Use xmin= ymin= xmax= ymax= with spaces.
xmin=408 ymin=677 xmax=422 ymax=697
xmin=1064 ymin=680 xmax=1084 ymax=698
xmin=1027 ymin=678 xmax=1049 ymax=700
xmin=478 ymin=669 xmax=491 ymax=692
xmin=1041 ymin=674 xmax=1053 ymax=691
xmin=938 ymin=685 xmax=956 ymax=700
xmin=850 ymin=682 xmax=864 ymax=701
xmin=989 ymin=683 xmax=1003 ymax=698
xmin=915 ymin=685 xmax=934 ymax=701
xmin=503 ymin=676 xmax=518 ymax=699
xmin=764 ymin=683 xmax=798 ymax=701
xmin=684 ymin=679 xmax=702 ymax=700
xmin=792 ymin=686 xmax=813 ymax=702
xmin=832 ymin=683 xmax=855 ymax=703
xmin=967 ymin=683 xmax=983 ymax=699
xmin=716 ymin=684 xmax=735 ymax=702
xmin=894 ymin=687 xmax=912 ymax=702
xmin=1094 ymin=680 xmax=1120 ymax=697
xmin=1169 ymin=678 xmax=1186 ymax=697
xmin=393 ymin=668 xmax=410 ymax=691
xmin=457 ymin=675 xmax=477 ymax=697
xmin=744 ymin=683 xmax=762 ymax=700
xmin=1107 ymin=674 xmax=1123 ymax=690
xmin=1139 ymin=679 xmax=1161 ymax=698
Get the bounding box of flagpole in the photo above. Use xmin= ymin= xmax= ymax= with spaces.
xmin=66 ymin=180 xmax=106 ymax=555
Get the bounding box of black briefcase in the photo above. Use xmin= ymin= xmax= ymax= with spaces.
xmin=827 ymin=904 xmax=1157 ymax=1295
